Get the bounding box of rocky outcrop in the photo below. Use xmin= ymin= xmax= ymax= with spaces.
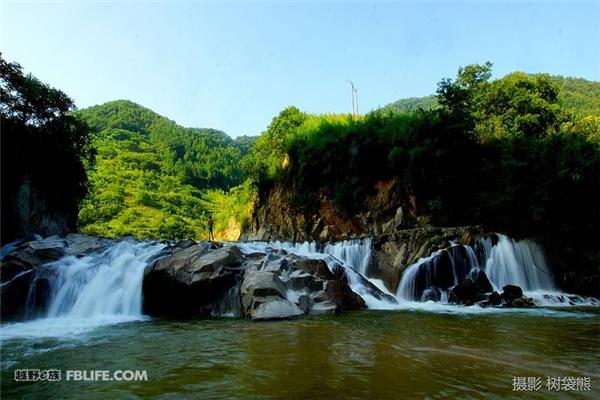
xmin=241 ymin=179 xmax=413 ymax=242
xmin=2 ymin=177 xmax=75 ymax=243
xmin=2 ymin=234 xmax=374 ymax=321
xmin=499 ymin=284 xmax=534 ymax=307
xmin=448 ymin=279 xmax=534 ymax=308
xmin=369 ymin=226 xmax=482 ymax=292
xmin=142 ymin=243 xmax=244 ymax=317
xmin=142 ymin=242 xmax=375 ymax=320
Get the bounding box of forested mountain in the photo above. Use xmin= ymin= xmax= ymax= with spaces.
xmin=382 ymin=75 xmax=600 ymax=116
xmin=76 ymin=100 xmax=254 ymax=240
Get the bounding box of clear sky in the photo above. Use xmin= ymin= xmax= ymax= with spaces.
xmin=1 ymin=1 xmax=599 ymax=137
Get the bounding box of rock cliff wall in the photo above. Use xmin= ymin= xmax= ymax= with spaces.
xmin=2 ymin=177 xmax=74 ymax=243
xmin=241 ymin=179 xmax=418 ymax=242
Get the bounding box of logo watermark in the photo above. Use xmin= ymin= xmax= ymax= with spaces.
xmin=512 ymin=376 xmax=591 ymax=392
xmin=14 ymin=369 xmax=148 ymax=382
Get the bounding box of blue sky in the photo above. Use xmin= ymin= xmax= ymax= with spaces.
xmin=1 ymin=1 xmax=599 ymax=137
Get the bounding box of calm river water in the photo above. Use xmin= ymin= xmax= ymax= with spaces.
xmin=1 ymin=307 xmax=598 ymax=399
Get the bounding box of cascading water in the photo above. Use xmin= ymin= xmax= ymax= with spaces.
xmin=481 ymin=235 xmax=555 ymax=292
xmin=395 ymin=233 xmax=588 ymax=306
xmin=0 ymin=241 xmax=164 ymax=339
xmin=1 ymin=231 xmax=594 ymax=342
xmin=41 ymin=241 xmax=164 ymax=318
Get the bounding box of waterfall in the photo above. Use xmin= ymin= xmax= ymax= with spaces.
xmin=482 ymin=235 xmax=555 ymax=292
xmin=238 ymin=238 xmax=398 ymax=308
xmin=34 ymin=241 xmax=164 ymax=319
xmin=1 ymin=231 xmax=590 ymax=341
xmin=324 ymin=239 xmax=372 ymax=275
xmin=396 ymin=234 xmax=560 ymax=304
xmin=212 ymin=284 xmax=243 ymax=317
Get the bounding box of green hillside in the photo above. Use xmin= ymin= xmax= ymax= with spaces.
xmin=76 ymin=100 xmax=254 ymax=240
xmin=382 ymin=95 xmax=439 ymax=113
xmin=382 ymin=75 xmax=600 ymax=116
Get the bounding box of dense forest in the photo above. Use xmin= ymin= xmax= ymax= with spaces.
xmin=75 ymin=100 xmax=254 ymax=240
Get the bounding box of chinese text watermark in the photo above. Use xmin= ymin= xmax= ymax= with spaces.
xmin=512 ymin=376 xmax=591 ymax=392
xmin=14 ymin=369 xmax=148 ymax=382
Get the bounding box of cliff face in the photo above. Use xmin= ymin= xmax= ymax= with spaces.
xmin=1 ymin=177 xmax=74 ymax=243
xmin=241 ymin=179 xmax=420 ymax=242
xmin=241 ymin=181 xmax=599 ymax=298
xmin=241 ymin=179 xmax=485 ymax=293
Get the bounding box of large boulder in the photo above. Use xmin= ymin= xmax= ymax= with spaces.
xmin=508 ymin=296 xmax=535 ymax=308
xmin=448 ymin=278 xmax=478 ymax=305
xmin=143 ymin=245 xmax=244 ymax=317
xmin=500 ymin=284 xmax=523 ymax=302
xmin=240 ymin=270 xmax=287 ymax=312
xmin=251 ymin=298 xmax=304 ymax=320
xmin=238 ymin=254 xmax=367 ymax=320
xmin=472 ymin=269 xmax=493 ymax=293
xmin=371 ymin=227 xmax=482 ymax=292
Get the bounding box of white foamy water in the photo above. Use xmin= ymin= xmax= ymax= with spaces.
xmin=0 ymin=241 xmax=163 ymax=340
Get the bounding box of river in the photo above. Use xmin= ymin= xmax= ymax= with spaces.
xmin=1 ymin=307 xmax=598 ymax=399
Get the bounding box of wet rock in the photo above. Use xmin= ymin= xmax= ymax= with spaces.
xmin=322 ymin=265 xmax=366 ymax=311
xmin=507 ymin=296 xmax=535 ymax=308
xmin=288 ymin=256 xmax=333 ymax=280
xmin=489 ymin=291 xmax=502 ymax=306
xmin=240 ymin=270 xmax=286 ymax=312
xmin=251 ymin=298 xmax=304 ymax=320
xmin=476 ymin=291 xmax=502 ymax=307
xmin=448 ymin=278 xmax=478 ymax=305
xmin=501 ymin=284 xmax=524 ymax=303
xmin=472 ymin=269 xmax=493 ymax=294
xmin=0 ymin=236 xmax=69 ymax=319
xmin=174 ymin=239 xmax=196 ymax=249
xmin=143 ymin=245 xmax=244 ymax=317
xmin=0 ymin=268 xmax=35 ymax=320
xmin=297 ymin=295 xmax=311 ymax=313
xmin=421 ymin=287 xmax=442 ymax=302
xmin=64 ymin=234 xmax=113 ymax=256
xmin=371 ymin=227 xmax=481 ymax=292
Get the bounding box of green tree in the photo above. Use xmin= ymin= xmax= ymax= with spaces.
xmin=242 ymin=106 xmax=307 ymax=187
xmin=1 ymin=55 xmax=94 ymax=240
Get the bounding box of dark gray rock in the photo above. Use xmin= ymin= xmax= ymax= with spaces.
xmin=142 ymin=245 xmax=244 ymax=317
xmin=240 ymin=270 xmax=286 ymax=312
xmin=472 ymin=269 xmax=493 ymax=294
xmin=449 ymin=278 xmax=478 ymax=305
xmin=507 ymin=296 xmax=535 ymax=308
xmin=501 ymin=285 xmax=524 ymax=303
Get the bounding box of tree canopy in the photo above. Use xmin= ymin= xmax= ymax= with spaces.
xmin=1 ymin=55 xmax=94 ymax=241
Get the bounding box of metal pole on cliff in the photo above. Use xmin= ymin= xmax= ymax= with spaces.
xmin=349 ymin=80 xmax=355 ymax=117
